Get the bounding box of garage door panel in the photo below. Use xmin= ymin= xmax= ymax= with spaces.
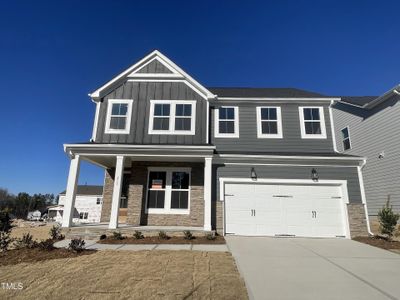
xmin=224 ymin=182 xmax=347 ymax=238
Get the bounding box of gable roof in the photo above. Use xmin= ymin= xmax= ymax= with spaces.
xmin=89 ymin=50 xmax=215 ymax=100
xmin=59 ymin=185 xmax=103 ymax=196
xmin=339 ymin=96 xmax=378 ymax=107
xmin=208 ymin=87 xmax=327 ymax=98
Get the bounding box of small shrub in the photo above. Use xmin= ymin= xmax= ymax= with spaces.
xmin=0 ymin=210 xmax=12 ymax=233
xmin=99 ymin=234 xmax=107 ymax=240
xmin=158 ymin=231 xmax=169 ymax=240
xmin=112 ymin=231 xmax=124 ymax=240
xmin=49 ymin=225 xmax=64 ymax=240
xmin=68 ymin=238 xmax=85 ymax=252
xmin=378 ymin=199 xmax=400 ymax=240
xmin=37 ymin=239 xmax=55 ymax=251
xmin=133 ymin=231 xmax=144 ymax=239
xmin=206 ymin=232 xmax=216 ymax=241
xmin=14 ymin=233 xmax=36 ymax=249
xmin=183 ymin=230 xmax=194 ymax=240
xmin=0 ymin=231 xmax=12 ymax=252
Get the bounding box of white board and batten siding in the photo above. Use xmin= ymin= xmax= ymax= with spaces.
xmin=224 ymin=182 xmax=349 ymax=238
xmin=58 ymin=195 xmax=103 ymax=223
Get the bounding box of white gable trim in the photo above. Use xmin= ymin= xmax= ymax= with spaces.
xmin=89 ymin=50 xmax=215 ymax=100
xmin=130 ymin=56 xmax=180 ymax=75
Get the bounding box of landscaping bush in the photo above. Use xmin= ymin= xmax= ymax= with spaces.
xmin=206 ymin=232 xmax=216 ymax=241
xmin=112 ymin=231 xmax=124 ymax=240
xmin=68 ymin=238 xmax=85 ymax=252
xmin=183 ymin=230 xmax=194 ymax=240
xmin=37 ymin=239 xmax=55 ymax=251
xmin=158 ymin=231 xmax=169 ymax=240
xmin=133 ymin=231 xmax=144 ymax=239
xmin=49 ymin=225 xmax=64 ymax=240
xmin=0 ymin=231 xmax=13 ymax=252
xmin=0 ymin=210 xmax=12 ymax=233
xmin=0 ymin=210 xmax=13 ymax=252
xmin=99 ymin=234 xmax=107 ymax=240
xmin=14 ymin=233 xmax=36 ymax=249
xmin=378 ymin=200 xmax=400 ymax=240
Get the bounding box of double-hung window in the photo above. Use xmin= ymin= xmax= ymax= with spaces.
xmin=215 ymin=106 xmax=239 ymax=138
xmin=341 ymin=127 xmax=351 ymax=151
xmin=149 ymin=100 xmax=196 ymax=135
xmin=79 ymin=212 xmax=88 ymax=220
xmin=299 ymin=107 xmax=327 ymax=138
xmin=105 ymin=99 xmax=133 ymax=134
xmin=256 ymin=107 xmax=283 ymax=138
xmin=146 ymin=168 xmax=191 ymax=214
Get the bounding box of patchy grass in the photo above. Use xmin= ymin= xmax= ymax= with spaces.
xmin=10 ymin=224 xmax=53 ymax=241
xmin=98 ymin=235 xmax=226 ymax=245
xmin=0 ymin=250 xmax=248 ymax=299
xmin=353 ymin=236 xmax=400 ymax=250
xmin=0 ymin=248 xmax=96 ymax=266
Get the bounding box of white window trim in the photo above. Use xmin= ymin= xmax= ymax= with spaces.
xmin=145 ymin=167 xmax=191 ymax=215
xmin=214 ymin=106 xmax=239 ymax=138
xmin=256 ymin=106 xmax=283 ymax=139
xmin=148 ymin=100 xmax=196 ymax=135
xmin=299 ymin=106 xmax=327 ymax=139
xmin=105 ymin=99 xmax=133 ymax=134
xmin=341 ymin=126 xmax=352 ymax=151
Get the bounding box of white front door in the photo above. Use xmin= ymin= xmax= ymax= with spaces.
xmin=224 ymin=182 xmax=347 ymax=238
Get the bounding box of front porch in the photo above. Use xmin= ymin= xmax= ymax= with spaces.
xmin=61 ymin=144 xmax=215 ymax=233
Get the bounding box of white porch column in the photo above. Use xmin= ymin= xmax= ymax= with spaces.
xmin=109 ymin=156 xmax=125 ymax=229
xmin=204 ymin=157 xmax=212 ymax=231
xmin=61 ymin=155 xmax=81 ymax=228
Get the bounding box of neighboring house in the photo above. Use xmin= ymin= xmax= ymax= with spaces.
xmin=27 ymin=210 xmax=41 ymax=221
xmin=332 ymin=85 xmax=400 ymax=218
xmin=61 ymin=50 xmax=370 ymax=238
xmin=50 ymin=185 xmax=103 ymax=223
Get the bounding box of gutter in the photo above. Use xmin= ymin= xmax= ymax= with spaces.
xmin=363 ymin=84 xmax=400 ymax=109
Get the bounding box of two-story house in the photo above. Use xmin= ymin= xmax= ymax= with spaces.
xmin=61 ymin=50 xmax=370 ymax=238
xmin=332 ymin=85 xmax=400 ymax=226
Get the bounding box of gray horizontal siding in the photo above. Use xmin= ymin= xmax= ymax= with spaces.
xmin=137 ymin=60 xmax=173 ymax=74
xmin=333 ymin=98 xmax=400 ymax=215
xmin=214 ymin=164 xmax=362 ymax=204
xmin=96 ymin=81 xmax=207 ymax=144
xmin=211 ymin=102 xmax=335 ymax=153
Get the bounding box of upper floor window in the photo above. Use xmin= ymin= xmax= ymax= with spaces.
xmin=149 ymin=100 xmax=196 ymax=135
xmin=105 ymin=99 xmax=133 ymax=134
xmin=299 ymin=107 xmax=327 ymax=139
xmin=256 ymin=107 xmax=283 ymax=138
xmin=341 ymin=127 xmax=351 ymax=151
xmin=215 ymin=106 xmax=239 ymax=138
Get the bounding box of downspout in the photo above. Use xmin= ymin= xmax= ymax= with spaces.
xmin=359 ymin=158 xmax=373 ymax=235
xmin=329 ymin=100 xmax=339 ymax=153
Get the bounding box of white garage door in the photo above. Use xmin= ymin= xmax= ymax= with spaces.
xmin=225 ymin=183 xmax=347 ymax=238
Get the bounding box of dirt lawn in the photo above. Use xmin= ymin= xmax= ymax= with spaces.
xmin=10 ymin=224 xmax=53 ymax=241
xmin=0 ymin=250 xmax=248 ymax=300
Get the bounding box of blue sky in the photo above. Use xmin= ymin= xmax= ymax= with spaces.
xmin=0 ymin=0 xmax=399 ymax=196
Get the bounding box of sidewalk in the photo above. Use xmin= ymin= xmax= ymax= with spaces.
xmin=54 ymin=239 xmax=229 ymax=252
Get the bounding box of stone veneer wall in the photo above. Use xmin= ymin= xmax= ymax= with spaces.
xmin=100 ymin=169 xmax=114 ymax=223
xmin=214 ymin=201 xmax=224 ymax=234
xmin=126 ymin=162 xmax=204 ymax=227
xmin=347 ymin=203 xmax=369 ymax=237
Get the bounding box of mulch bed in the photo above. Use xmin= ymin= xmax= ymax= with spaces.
xmin=353 ymin=236 xmax=400 ymax=250
xmin=0 ymin=248 xmax=96 ymax=266
xmin=98 ymin=236 xmax=226 ymax=245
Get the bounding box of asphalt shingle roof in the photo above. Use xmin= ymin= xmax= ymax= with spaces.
xmin=339 ymin=96 xmax=377 ymax=107
xmin=59 ymin=185 xmax=103 ymax=196
xmin=207 ymin=87 xmax=326 ymax=98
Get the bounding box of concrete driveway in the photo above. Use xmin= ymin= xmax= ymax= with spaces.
xmin=226 ymin=236 xmax=400 ymax=300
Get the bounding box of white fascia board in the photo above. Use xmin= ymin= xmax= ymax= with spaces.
xmin=217 ymin=154 xmax=366 ymax=162
xmin=364 ymin=83 xmax=400 ymax=109
xmin=64 ymin=144 xmax=216 ymax=151
xmin=89 ymin=50 xmax=216 ymax=101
